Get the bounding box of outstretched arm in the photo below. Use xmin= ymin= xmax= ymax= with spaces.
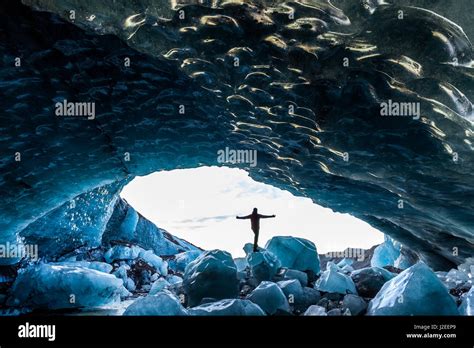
xmin=258 ymin=214 xmax=276 ymax=218
xmin=236 ymin=214 xmax=251 ymax=219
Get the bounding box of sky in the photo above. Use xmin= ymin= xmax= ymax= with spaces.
xmin=120 ymin=166 xmax=383 ymax=257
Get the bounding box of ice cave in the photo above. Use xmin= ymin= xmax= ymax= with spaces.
xmin=0 ymin=0 xmax=473 ymax=317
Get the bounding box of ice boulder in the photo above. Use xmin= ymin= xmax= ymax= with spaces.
xmin=247 ymin=281 xmax=290 ymax=315
xmin=55 ymin=261 xmax=113 ymax=274
xmin=337 ymin=258 xmax=354 ymax=269
xmin=367 ymin=263 xmax=459 ymax=315
xmin=444 ymin=269 xmax=469 ymax=289
xmin=277 ymin=279 xmax=304 ymax=305
xmin=124 ymin=291 xmax=188 ymax=315
xmin=351 ymin=266 xmax=395 ymax=297
xmin=7 ymin=263 xmax=128 ymax=310
xmin=247 ymin=250 xmax=281 ymax=282
xmin=183 ymin=250 xmax=239 ymax=306
xmin=166 ymin=275 xmax=183 ymax=285
xmin=265 ymin=236 xmax=320 ymax=274
xmin=189 ymin=299 xmax=265 ymax=316
xmin=371 ymin=236 xmax=414 ymax=270
xmin=104 ymin=245 xmax=142 ymax=263
xmin=459 ymin=286 xmax=474 ymax=315
xmin=149 ymin=278 xmax=170 ymax=295
xmin=282 ymin=269 xmax=308 ymax=286
xmin=303 ymin=305 xmax=327 ymax=316
xmin=138 ymin=249 xmax=168 ymax=276
xmin=169 ymin=250 xmax=203 ymax=273
xmin=342 ymin=294 xmax=367 ymax=316
xmin=234 ymin=257 xmax=248 ymax=272
xmin=458 ymin=257 xmax=474 ymax=278
xmin=315 ymin=262 xmax=357 ymax=295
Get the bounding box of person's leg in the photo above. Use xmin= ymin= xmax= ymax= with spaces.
xmin=253 ymin=229 xmax=259 ymax=252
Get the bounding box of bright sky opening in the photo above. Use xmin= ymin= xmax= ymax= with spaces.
xmin=121 ymin=166 xmax=384 ymax=257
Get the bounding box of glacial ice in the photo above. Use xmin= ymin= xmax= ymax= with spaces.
xmin=351 ymin=266 xmax=395 ymax=297
xmin=282 ymin=269 xmax=308 ymax=287
xmin=371 ymin=236 xmax=414 ymax=270
xmin=367 ymin=263 xmax=459 ymax=315
xmin=342 ymin=294 xmax=367 ymax=316
xmin=247 ymin=281 xmax=291 ymax=315
xmin=168 ymin=250 xmax=203 ymax=273
xmin=277 ymin=279 xmax=304 ymax=305
xmin=7 ymin=263 xmax=129 ymax=310
xmin=102 ymin=198 xmax=199 ymax=256
xmin=234 ymin=257 xmax=248 ymax=272
xmin=459 ymin=286 xmax=474 ymax=315
xmin=247 ymin=249 xmax=281 ymax=282
xmin=303 ymin=305 xmax=327 ymax=316
xmin=370 ymin=237 xmax=401 ymax=268
xmin=166 ymin=275 xmax=183 ymax=285
xmin=265 ymin=236 xmax=320 ymax=274
xmin=138 ymin=249 xmax=168 ymax=276
xmin=123 ymin=291 xmax=188 ymax=315
xmin=56 ymin=261 xmax=113 ymax=274
xmin=149 ymin=278 xmax=171 ymax=295
xmin=189 ymin=299 xmax=265 ymax=316
xmin=444 ymin=269 xmax=470 ymax=289
xmin=315 ymin=262 xmax=357 ymax=295
xmin=104 ymin=245 xmax=141 ymax=263
xmin=183 ymin=250 xmax=239 ymax=306
xmin=337 ymin=258 xmax=354 ymax=269
xmin=458 ymin=258 xmax=474 ymax=277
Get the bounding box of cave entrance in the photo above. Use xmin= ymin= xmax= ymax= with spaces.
xmin=120 ymin=166 xmax=383 ymax=257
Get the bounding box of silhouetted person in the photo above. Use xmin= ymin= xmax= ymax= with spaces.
xmin=236 ymin=208 xmax=276 ymax=252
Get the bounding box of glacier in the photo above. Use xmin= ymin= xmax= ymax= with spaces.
xmin=0 ymin=0 xmax=472 ymax=316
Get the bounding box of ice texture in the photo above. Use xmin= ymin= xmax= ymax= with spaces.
xmin=303 ymin=305 xmax=327 ymax=316
xmin=367 ymin=263 xmax=459 ymax=315
xmin=168 ymin=250 xmax=203 ymax=273
xmin=7 ymin=263 xmax=128 ymax=310
xmin=189 ymin=299 xmax=265 ymax=316
xmin=265 ymin=236 xmax=320 ymax=274
xmin=247 ymin=250 xmax=281 ymax=282
xmin=459 ymin=286 xmax=474 ymax=315
xmin=183 ymin=250 xmax=239 ymax=306
xmin=351 ymin=266 xmax=395 ymax=297
xmin=315 ymin=262 xmax=357 ymax=295
xmin=123 ymin=291 xmax=188 ymax=315
xmin=247 ymin=281 xmax=291 ymax=315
